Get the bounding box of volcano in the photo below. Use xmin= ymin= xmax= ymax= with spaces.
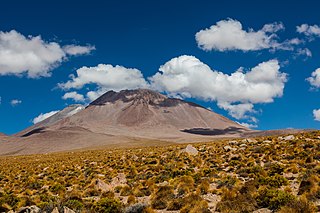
xmin=0 ymin=89 xmax=250 ymax=155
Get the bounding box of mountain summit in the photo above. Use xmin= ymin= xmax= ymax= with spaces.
xmin=52 ymin=89 xmax=247 ymax=134
xmin=1 ymin=89 xmax=249 ymax=155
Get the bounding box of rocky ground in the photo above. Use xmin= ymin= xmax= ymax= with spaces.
xmin=1 ymin=131 xmax=320 ymax=212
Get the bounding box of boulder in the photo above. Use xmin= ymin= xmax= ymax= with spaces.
xmin=223 ymin=145 xmax=237 ymax=152
xmin=253 ymin=208 xmax=272 ymax=213
xmin=63 ymin=207 xmax=75 ymax=213
xmin=17 ymin=206 xmax=41 ymax=213
xmin=110 ymin=173 xmax=127 ymax=188
xmin=51 ymin=207 xmax=59 ymax=213
xmin=95 ymin=179 xmax=112 ymax=192
xmin=228 ymin=140 xmax=238 ymax=145
xmin=184 ymin=144 xmax=198 ymax=156
xmin=283 ymin=135 xmax=295 ymax=141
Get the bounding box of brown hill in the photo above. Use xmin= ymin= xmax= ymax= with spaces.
xmin=1 ymin=89 xmax=250 ymax=155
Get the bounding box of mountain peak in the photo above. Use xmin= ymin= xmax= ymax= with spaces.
xmin=90 ymin=89 xmax=168 ymax=106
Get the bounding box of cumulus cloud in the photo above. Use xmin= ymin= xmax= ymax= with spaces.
xmin=217 ymin=102 xmax=255 ymax=120
xmin=63 ymin=45 xmax=95 ymax=56
xmin=59 ymin=64 xmax=149 ymax=101
xmin=0 ymin=30 xmax=94 ymax=78
xmin=58 ymin=55 xmax=287 ymax=121
xmin=313 ymin=109 xmax=320 ymax=121
xmin=297 ymin=24 xmax=320 ymax=37
xmin=306 ymin=68 xmax=320 ymax=88
xmin=236 ymin=122 xmax=258 ymax=129
xmin=32 ymin=110 xmax=59 ymax=124
xmin=62 ymin=92 xmax=85 ymax=102
xmin=149 ymin=55 xmax=287 ymax=119
xmin=195 ymin=18 xmax=287 ymax=52
xmin=10 ymin=99 xmax=22 ymax=106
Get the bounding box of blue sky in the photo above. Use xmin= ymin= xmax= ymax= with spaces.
xmin=1 ymin=0 xmax=320 ymax=134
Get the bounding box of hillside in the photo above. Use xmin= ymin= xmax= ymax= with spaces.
xmin=0 ymin=131 xmax=319 ymax=212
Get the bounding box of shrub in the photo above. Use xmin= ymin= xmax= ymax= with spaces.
xmin=298 ymin=175 xmax=318 ymax=196
xmin=217 ymin=175 xmax=237 ymax=189
xmin=197 ymin=179 xmax=210 ymax=195
xmin=127 ymin=195 xmax=136 ymax=205
xmin=125 ymin=203 xmax=155 ymax=213
xmin=50 ymin=183 xmax=66 ymax=194
xmin=257 ymin=188 xmax=296 ymax=210
xmin=216 ymin=186 xmax=257 ymax=213
xmin=278 ymin=197 xmax=316 ymax=213
xmin=0 ymin=193 xmax=21 ymax=209
xmin=64 ymin=199 xmax=84 ymax=212
xmin=181 ymin=199 xmax=210 ymax=213
xmin=120 ymin=185 xmax=132 ymax=196
xmin=267 ymin=163 xmax=284 ymax=176
xmin=258 ymin=174 xmax=288 ymax=188
xmin=150 ymin=185 xmax=175 ymax=209
xmin=167 ymin=198 xmax=183 ymax=210
xmin=92 ymin=198 xmax=123 ymax=213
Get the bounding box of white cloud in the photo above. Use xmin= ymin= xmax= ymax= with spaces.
xmin=306 ymin=68 xmax=320 ymax=88
xmin=297 ymin=24 xmax=320 ymax=37
xmin=236 ymin=122 xmax=258 ymax=129
xmin=59 ymin=64 xmax=149 ymax=100
xmin=58 ymin=55 xmax=287 ymax=121
xmin=63 ymin=45 xmax=95 ymax=56
xmin=313 ymin=109 xmax=320 ymax=121
xmin=32 ymin=110 xmax=59 ymax=124
xmin=149 ymin=55 xmax=287 ymax=119
xmin=62 ymin=91 xmax=85 ymax=102
xmin=195 ymin=18 xmax=286 ymax=52
xmin=0 ymin=30 xmax=94 ymax=78
xmin=296 ymin=48 xmax=312 ymax=58
xmin=217 ymin=102 xmax=255 ymax=120
xmin=86 ymin=90 xmax=107 ymax=101
xmin=10 ymin=99 xmax=22 ymax=106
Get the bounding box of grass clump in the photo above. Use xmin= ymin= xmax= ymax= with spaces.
xmin=91 ymin=197 xmax=123 ymax=213
xmin=150 ymin=185 xmax=174 ymax=209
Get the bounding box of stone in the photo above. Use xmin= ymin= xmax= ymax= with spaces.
xmin=158 ymin=181 xmax=169 ymax=186
xmin=223 ymin=145 xmax=232 ymax=151
xmin=242 ymin=138 xmax=257 ymax=143
xmin=17 ymin=205 xmax=41 ymax=213
xmin=253 ymin=208 xmax=272 ymax=213
xmin=51 ymin=207 xmax=59 ymax=213
xmin=63 ymin=207 xmax=75 ymax=213
xmin=228 ymin=140 xmax=238 ymax=145
xmin=110 ymin=173 xmax=127 ymax=188
xmin=223 ymin=145 xmax=237 ymax=152
xmin=283 ymin=135 xmax=295 ymax=141
xmin=202 ymin=193 xmax=221 ymax=211
xmin=184 ymin=144 xmax=198 ymax=156
xmin=95 ymin=179 xmax=112 ymax=192
xmin=132 ymin=154 xmax=139 ymax=161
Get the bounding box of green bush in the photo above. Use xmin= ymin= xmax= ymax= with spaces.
xmin=65 ymin=199 xmax=84 ymax=212
xmin=258 ymin=174 xmax=288 ymax=188
xmin=216 ymin=186 xmax=257 ymax=213
xmin=92 ymin=198 xmax=123 ymax=213
xmin=278 ymin=197 xmax=316 ymax=213
xmin=257 ymin=188 xmax=296 ymax=210
xmin=150 ymin=185 xmax=175 ymax=209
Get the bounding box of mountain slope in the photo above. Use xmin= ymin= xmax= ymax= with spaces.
xmin=2 ymin=89 xmax=250 ymax=155
xmin=47 ymin=89 xmax=248 ymax=139
xmin=16 ymin=104 xmax=84 ymax=137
